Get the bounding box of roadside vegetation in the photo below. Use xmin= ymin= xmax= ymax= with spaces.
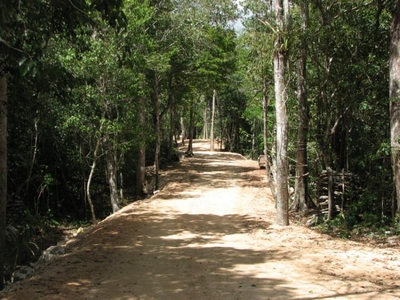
xmin=1 ymin=0 xmax=400 ymax=288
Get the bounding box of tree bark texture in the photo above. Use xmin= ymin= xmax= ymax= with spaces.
xmin=251 ymin=118 xmax=255 ymax=159
xmin=292 ymin=0 xmax=309 ymax=212
xmin=390 ymin=0 xmax=400 ymax=222
xmin=210 ymin=89 xmax=216 ymax=151
xmin=203 ymin=106 xmax=208 ymax=139
xmin=180 ymin=116 xmax=186 ymax=146
xmin=136 ymin=95 xmax=146 ymax=197
xmin=262 ymin=78 xmax=277 ymax=200
xmin=105 ymin=134 xmax=120 ymax=213
xmin=168 ymin=100 xmax=175 ymax=162
xmin=186 ymin=99 xmax=195 ymax=155
xmin=0 ymin=74 xmax=7 ymax=289
xmin=86 ymin=134 xmax=101 ymax=224
xmin=274 ymin=0 xmax=289 ymax=226
xmin=152 ymin=73 xmax=161 ymax=191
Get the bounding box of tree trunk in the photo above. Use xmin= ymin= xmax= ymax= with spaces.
xmin=136 ymin=95 xmax=146 ymax=198
xmin=168 ymin=100 xmax=174 ymax=162
xmin=210 ymin=89 xmax=216 ymax=151
xmin=180 ymin=116 xmax=186 ymax=146
xmin=251 ymin=118 xmax=256 ymax=160
xmin=390 ymin=0 xmax=400 ymax=223
xmin=0 ymin=74 xmax=7 ymax=289
xmin=292 ymin=0 xmax=309 ymax=212
xmin=262 ymin=78 xmax=277 ymax=200
xmin=274 ymin=0 xmax=289 ymax=226
xmin=203 ymin=106 xmax=208 ymax=139
xmin=152 ymin=73 xmax=161 ymax=191
xmin=86 ymin=134 xmax=101 ymax=224
xmin=186 ymin=100 xmax=195 ymax=155
xmin=104 ymin=134 xmax=120 ymax=213
xmin=25 ymin=112 xmax=39 ymax=204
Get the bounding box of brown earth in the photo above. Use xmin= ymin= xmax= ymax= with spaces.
xmin=1 ymin=140 xmax=400 ymax=300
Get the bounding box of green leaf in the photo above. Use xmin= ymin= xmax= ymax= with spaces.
xmin=18 ymin=57 xmax=28 ymax=67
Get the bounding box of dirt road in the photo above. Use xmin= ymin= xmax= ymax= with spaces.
xmin=1 ymin=140 xmax=400 ymax=299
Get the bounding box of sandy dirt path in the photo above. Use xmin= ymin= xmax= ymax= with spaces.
xmin=1 ymin=140 xmax=400 ymax=299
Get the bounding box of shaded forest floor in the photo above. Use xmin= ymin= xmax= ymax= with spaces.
xmin=1 ymin=140 xmax=399 ymax=299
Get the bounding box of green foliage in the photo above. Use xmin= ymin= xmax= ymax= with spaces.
xmin=4 ymin=208 xmax=65 ymax=282
xmin=317 ymin=213 xmax=352 ymax=239
xmin=2 ymin=0 xmax=399 ymax=265
xmin=237 ymin=0 xmax=398 ymax=230
xmin=193 ymin=25 xmax=237 ymax=90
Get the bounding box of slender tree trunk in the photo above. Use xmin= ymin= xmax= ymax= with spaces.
xmin=203 ymin=106 xmax=208 ymax=139
xmin=86 ymin=138 xmax=100 ymax=224
xmin=210 ymin=89 xmax=216 ymax=151
xmin=218 ymin=103 xmax=223 ymax=151
xmin=136 ymin=95 xmax=146 ymax=197
xmin=292 ymin=0 xmax=309 ymax=212
xmin=186 ymin=100 xmax=195 ymax=155
xmin=152 ymin=73 xmax=161 ymax=190
xmin=25 ymin=112 xmax=39 ymax=203
xmin=251 ymin=118 xmax=256 ymax=159
xmin=168 ymin=100 xmax=174 ymax=162
xmin=166 ymin=77 xmax=174 ymax=162
xmin=119 ymin=169 xmax=123 ymax=203
xmin=154 ymin=109 xmax=160 ymax=191
xmin=263 ymin=78 xmax=277 ymax=200
xmin=104 ymin=134 xmax=120 ymax=213
xmin=180 ymin=116 xmax=186 ymax=146
xmin=274 ymin=0 xmax=289 ymax=226
xmin=86 ymin=122 xmax=103 ymax=224
xmin=137 ymin=146 xmax=145 ymax=196
xmin=0 ymin=74 xmax=7 ymax=289
xmin=390 ymin=0 xmax=400 ymax=223
xmin=314 ymin=2 xmax=331 ymax=171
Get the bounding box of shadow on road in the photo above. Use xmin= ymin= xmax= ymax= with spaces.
xmin=2 ymin=140 xmax=397 ymax=300
xmin=56 ymin=211 xmax=295 ymax=299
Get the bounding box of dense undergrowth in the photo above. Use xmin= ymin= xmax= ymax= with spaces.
xmin=4 ymin=211 xmax=91 ymax=284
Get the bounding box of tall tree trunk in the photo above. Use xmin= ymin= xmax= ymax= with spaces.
xmin=105 ymin=134 xmax=120 ymax=213
xmin=390 ymin=0 xmax=400 ymax=223
xmin=186 ymin=100 xmax=195 ymax=155
xmin=203 ymin=106 xmax=208 ymax=139
xmin=25 ymin=112 xmax=39 ymax=203
xmin=274 ymin=0 xmax=289 ymax=226
xmin=168 ymin=100 xmax=174 ymax=162
xmin=86 ymin=133 xmax=101 ymax=224
xmin=292 ymin=0 xmax=309 ymax=212
xmin=262 ymin=78 xmax=276 ymax=200
xmin=166 ymin=78 xmax=174 ymax=162
xmin=315 ymin=2 xmax=332 ymax=171
xmin=152 ymin=73 xmax=161 ymax=190
xmin=136 ymin=95 xmax=146 ymax=198
xmin=251 ymin=118 xmax=256 ymax=159
xmin=218 ymin=102 xmax=223 ymax=151
xmin=180 ymin=116 xmax=186 ymax=146
xmin=0 ymin=74 xmax=7 ymax=289
xmin=210 ymin=89 xmax=216 ymax=151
